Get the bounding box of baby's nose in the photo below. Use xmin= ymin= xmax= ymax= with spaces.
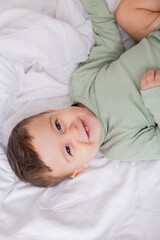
xmin=67 ymin=123 xmax=88 ymax=143
xmin=68 ymin=124 xmax=80 ymax=141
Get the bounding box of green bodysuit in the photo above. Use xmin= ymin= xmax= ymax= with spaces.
xmin=70 ymin=0 xmax=160 ymax=161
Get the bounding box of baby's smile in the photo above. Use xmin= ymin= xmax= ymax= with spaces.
xmin=81 ymin=119 xmax=90 ymax=140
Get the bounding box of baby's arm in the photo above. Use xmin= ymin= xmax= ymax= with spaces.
xmin=78 ymin=0 xmax=124 ymax=68
xmin=141 ymin=70 xmax=160 ymax=126
xmin=116 ymin=0 xmax=160 ymax=42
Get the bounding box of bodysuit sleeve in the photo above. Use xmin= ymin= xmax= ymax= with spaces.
xmin=141 ymin=87 xmax=160 ymax=128
xmin=72 ymin=0 xmax=124 ymax=75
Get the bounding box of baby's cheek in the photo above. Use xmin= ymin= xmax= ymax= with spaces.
xmin=79 ymin=145 xmax=93 ymax=161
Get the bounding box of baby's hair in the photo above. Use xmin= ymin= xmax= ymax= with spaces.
xmin=7 ymin=112 xmax=70 ymax=187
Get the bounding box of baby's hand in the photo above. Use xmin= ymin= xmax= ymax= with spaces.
xmin=141 ymin=70 xmax=160 ymax=90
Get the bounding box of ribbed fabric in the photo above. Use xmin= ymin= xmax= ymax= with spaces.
xmin=70 ymin=0 xmax=160 ymax=161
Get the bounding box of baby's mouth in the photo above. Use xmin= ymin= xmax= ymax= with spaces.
xmin=81 ymin=120 xmax=90 ymax=140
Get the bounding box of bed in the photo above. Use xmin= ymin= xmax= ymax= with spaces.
xmin=0 ymin=0 xmax=160 ymax=239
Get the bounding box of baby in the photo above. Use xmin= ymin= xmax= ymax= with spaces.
xmin=7 ymin=0 xmax=160 ymax=187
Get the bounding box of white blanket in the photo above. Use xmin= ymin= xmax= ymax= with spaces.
xmin=0 ymin=1 xmax=160 ymax=239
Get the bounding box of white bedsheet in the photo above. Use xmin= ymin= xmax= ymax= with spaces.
xmin=0 ymin=1 xmax=160 ymax=239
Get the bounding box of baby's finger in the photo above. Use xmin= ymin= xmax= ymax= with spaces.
xmin=155 ymin=70 xmax=160 ymax=83
xmin=141 ymin=73 xmax=147 ymax=90
xmin=146 ymin=70 xmax=155 ymax=83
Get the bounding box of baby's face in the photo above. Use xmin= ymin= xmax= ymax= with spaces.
xmin=27 ymin=106 xmax=102 ymax=177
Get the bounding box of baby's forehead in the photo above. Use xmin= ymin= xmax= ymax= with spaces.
xmin=28 ymin=111 xmax=50 ymax=122
xmin=24 ymin=113 xmax=48 ymax=133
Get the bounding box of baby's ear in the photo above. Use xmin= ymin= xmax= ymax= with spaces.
xmin=71 ymin=163 xmax=88 ymax=179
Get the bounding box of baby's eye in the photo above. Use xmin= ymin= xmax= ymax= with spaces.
xmin=55 ymin=120 xmax=62 ymax=131
xmin=66 ymin=144 xmax=72 ymax=156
